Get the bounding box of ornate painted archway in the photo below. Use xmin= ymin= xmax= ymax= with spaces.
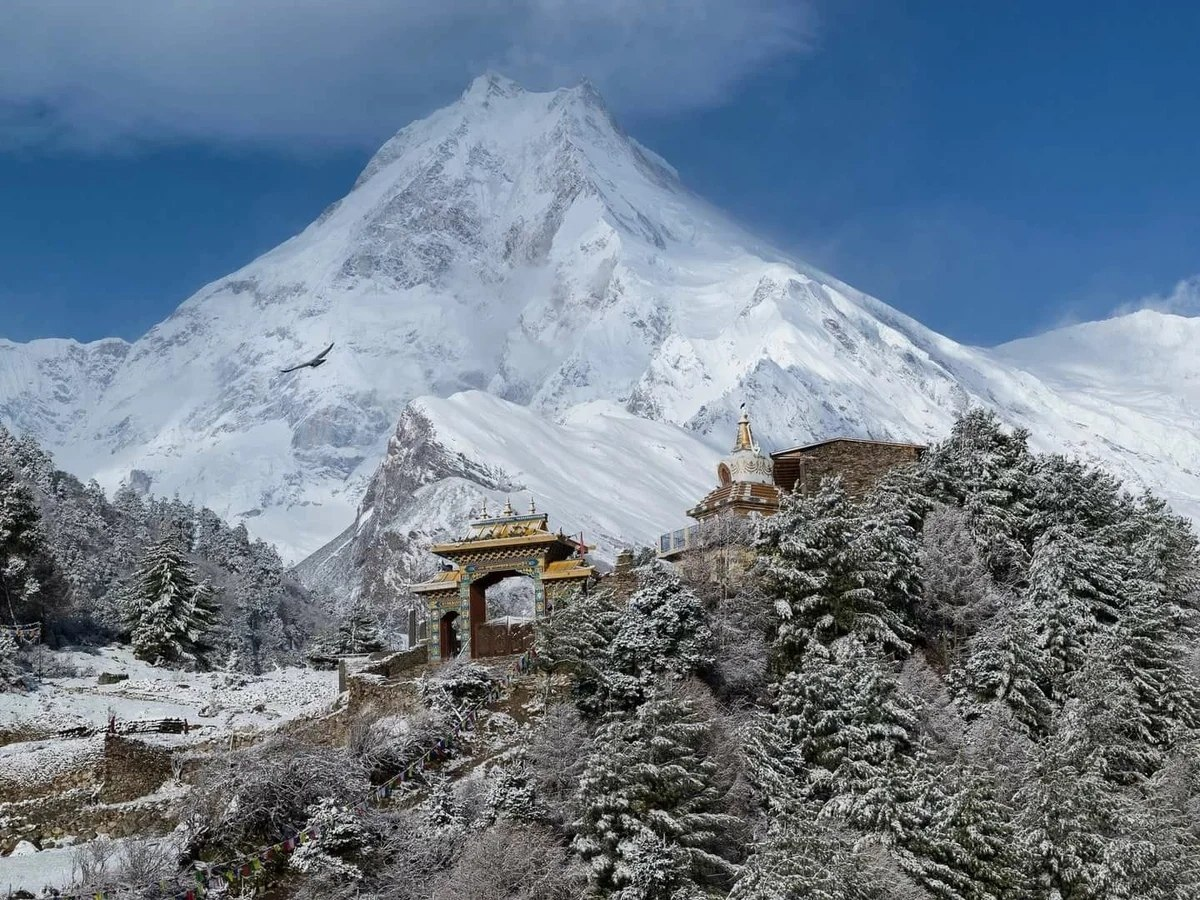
xmin=411 ymin=501 xmax=595 ymax=663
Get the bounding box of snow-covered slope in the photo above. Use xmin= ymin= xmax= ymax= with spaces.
xmin=1 ymin=73 xmax=1198 ymax=571
xmin=0 ymin=337 xmax=129 ymax=446
xmin=988 ymin=309 xmax=1200 ymax=513
xmin=295 ymin=391 xmax=720 ymax=605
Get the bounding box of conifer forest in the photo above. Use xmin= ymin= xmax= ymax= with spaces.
xmin=2 ymin=410 xmax=1199 ymax=899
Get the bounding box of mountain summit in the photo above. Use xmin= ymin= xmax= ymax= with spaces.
xmin=2 ymin=76 xmax=1199 ymax=564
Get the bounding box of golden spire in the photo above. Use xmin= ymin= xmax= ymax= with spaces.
xmin=480 ymin=498 xmax=489 ymax=518
xmin=529 ymin=496 xmax=537 ymax=515
xmin=502 ymin=497 xmax=515 ymax=517
xmin=734 ymin=403 xmax=756 ymax=452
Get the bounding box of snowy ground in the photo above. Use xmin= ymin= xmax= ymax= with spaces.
xmin=0 ymin=647 xmax=340 ymax=890
xmin=0 ymin=841 xmax=82 ymax=893
xmin=0 ymin=834 xmax=182 ymax=894
xmin=1 ymin=646 xmax=339 ymax=745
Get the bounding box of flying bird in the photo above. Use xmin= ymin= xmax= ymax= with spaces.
xmin=280 ymin=342 xmax=335 ymax=374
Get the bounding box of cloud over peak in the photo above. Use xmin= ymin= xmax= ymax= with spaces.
xmin=0 ymin=0 xmax=815 ymax=152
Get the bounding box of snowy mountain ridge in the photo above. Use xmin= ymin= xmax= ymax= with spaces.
xmin=2 ymin=73 xmax=1198 ymax=576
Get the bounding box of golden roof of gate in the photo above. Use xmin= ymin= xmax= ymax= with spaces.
xmin=429 ymin=511 xmax=582 ymax=558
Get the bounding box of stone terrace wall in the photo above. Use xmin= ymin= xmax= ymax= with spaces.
xmin=346 ymin=675 xmax=424 ymax=720
xmin=97 ymin=735 xmax=173 ymax=803
xmin=338 ymin=646 xmax=429 ymax=692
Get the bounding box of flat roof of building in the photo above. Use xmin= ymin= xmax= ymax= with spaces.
xmin=770 ymin=436 xmax=927 ymax=458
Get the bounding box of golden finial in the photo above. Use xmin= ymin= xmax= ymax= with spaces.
xmin=734 ymin=402 xmax=756 ymax=452
xmin=529 ymin=496 xmax=537 ymax=514
xmin=480 ymin=499 xmax=489 ymax=518
xmin=502 ymin=497 xmax=515 ymax=517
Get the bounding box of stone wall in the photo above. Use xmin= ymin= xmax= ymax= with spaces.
xmin=338 ymin=645 xmax=429 ymax=692
xmin=0 ymin=789 xmax=180 ymax=851
xmin=608 ymin=550 xmax=638 ymax=601
xmin=0 ymin=737 xmax=178 ymax=850
xmin=346 ymin=675 xmax=424 ymax=720
xmin=543 ymin=578 xmax=591 ymax=607
xmin=97 ymin=735 xmax=173 ymax=803
xmin=774 ymin=440 xmax=922 ymax=498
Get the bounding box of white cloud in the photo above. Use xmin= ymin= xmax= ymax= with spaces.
xmin=1116 ymin=275 xmax=1200 ymax=317
xmin=0 ymin=0 xmax=814 ymax=151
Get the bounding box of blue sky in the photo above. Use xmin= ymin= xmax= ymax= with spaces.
xmin=1 ymin=0 xmax=1197 ymax=345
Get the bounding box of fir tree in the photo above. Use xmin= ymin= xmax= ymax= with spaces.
xmin=124 ymin=535 xmax=217 ymax=667
xmin=1026 ymin=527 xmax=1129 ymax=690
xmin=1106 ymin=598 xmax=1200 ymax=773
xmin=290 ymin=798 xmax=371 ymax=882
xmin=753 ymin=636 xmax=923 ymax=832
xmin=229 ymin=578 xmax=288 ymax=674
xmin=1025 ymin=453 xmax=1129 ymax=538
xmin=337 ymin=603 xmax=384 ymax=654
xmin=606 ymin=564 xmax=714 ymax=708
xmin=485 ymin=755 xmax=545 ymax=824
xmin=899 ymin=763 xmax=1025 ymax=900
xmin=535 ymin=586 xmax=624 ymax=715
xmin=422 ymin=776 xmax=467 ymax=833
xmin=0 ymin=464 xmax=48 ymax=627
xmin=574 ymin=688 xmax=738 ymax=898
xmin=0 ymin=628 xmax=22 ymax=691
xmin=312 ymin=602 xmax=386 ymax=661
xmin=759 ymin=479 xmax=914 ymax=665
xmin=730 ymin=808 xmax=901 ymax=900
xmin=955 ymin=594 xmax=1053 ymax=737
xmin=917 ymin=505 xmax=1002 ymax=665
xmin=921 ymin=410 xmax=1033 ymax=585
xmin=1019 ymin=694 xmax=1165 ymax=899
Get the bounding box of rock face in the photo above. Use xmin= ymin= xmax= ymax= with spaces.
xmin=295 ymin=392 xmax=720 ymax=606
xmin=3 ymin=73 xmax=1200 ymax=578
xmin=0 ymin=338 xmax=129 ymax=446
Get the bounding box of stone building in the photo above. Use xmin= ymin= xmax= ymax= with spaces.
xmin=771 ymin=437 xmax=924 ymax=498
xmin=659 ymin=409 xmax=924 ymax=557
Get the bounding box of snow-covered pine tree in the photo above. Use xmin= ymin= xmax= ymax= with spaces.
xmin=1131 ymin=490 xmax=1200 ymax=608
xmin=219 ymin=542 xmax=291 ymax=672
xmin=422 ymin=776 xmax=468 ymax=833
xmin=898 ymin=762 xmax=1025 ymax=900
xmin=312 ymin=602 xmax=386 ymax=662
xmin=229 ymin=583 xmax=288 ymax=674
xmin=1018 ymin=690 xmax=1168 ymax=899
xmin=954 ymin=594 xmax=1053 ymax=737
xmin=1105 ymin=595 xmax=1200 ymax=775
xmin=124 ymin=535 xmax=217 ymax=667
xmin=921 ymin=410 xmax=1033 ymax=585
xmin=754 ymin=635 xmax=923 ymax=833
xmin=485 ymin=754 xmax=546 ymax=824
xmin=1026 ymin=526 xmax=1126 ymax=691
xmin=574 ymin=688 xmax=738 ymax=898
xmin=605 ymin=563 xmax=714 ymax=709
xmin=1025 ymin=453 xmax=1129 ymax=538
xmin=534 ymin=586 xmax=623 ymax=716
xmin=339 ymin=603 xmax=384 ymax=654
xmin=918 ymin=505 xmax=1002 ymax=666
xmin=859 ymin=469 xmax=926 ymax=640
xmin=0 ymin=627 xmax=22 ymax=691
xmin=0 ymin=464 xmax=49 ymax=629
xmin=290 ymin=797 xmax=372 ymax=882
xmin=758 ymin=479 xmax=913 ymax=666
xmin=730 ymin=806 xmax=908 ymax=900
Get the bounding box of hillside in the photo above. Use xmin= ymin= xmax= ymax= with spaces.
xmin=0 ymin=426 xmax=325 ymax=669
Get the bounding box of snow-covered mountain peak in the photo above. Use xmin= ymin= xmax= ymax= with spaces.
xmin=4 ymin=74 xmax=1200 ymax=570
xmin=461 ymin=71 xmax=528 ymax=104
